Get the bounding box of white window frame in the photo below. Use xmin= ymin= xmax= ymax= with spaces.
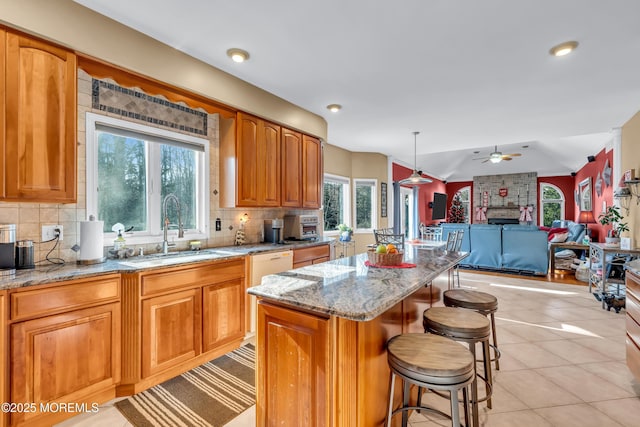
xmin=323 ymin=173 xmax=351 ymax=236
xmin=540 ymin=183 xmax=565 ymax=226
xmin=353 ymin=178 xmax=378 ymax=233
xmin=457 ymin=186 xmax=472 ymax=224
xmin=86 ymin=112 xmax=210 ymax=246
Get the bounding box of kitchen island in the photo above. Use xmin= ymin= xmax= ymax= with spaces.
xmin=248 ymin=247 xmax=468 ymax=426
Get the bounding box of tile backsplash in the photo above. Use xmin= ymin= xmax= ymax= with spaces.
xmin=0 ymin=69 xmax=320 ymax=264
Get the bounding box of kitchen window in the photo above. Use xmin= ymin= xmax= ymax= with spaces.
xmin=354 ymin=179 xmax=377 ymax=232
xmin=86 ymin=113 xmax=210 ymax=244
xmin=323 ymin=174 xmax=350 ymax=233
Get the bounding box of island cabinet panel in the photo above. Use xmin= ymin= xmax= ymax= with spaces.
xmin=302 ymin=135 xmax=322 ymax=209
xmin=626 ymin=270 xmax=640 ymax=380
xmin=257 ymin=301 xmax=331 ymax=427
xmin=4 ymin=31 xmax=76 ymax=202
xmin=202 ymin=278 xmax=244 ymax=352
xmin=281 ymin=127 xmax=302 ymax=207
xmin=236 ymin=112 xmax=281 ymax=207
xmin=10 ymin=303 xmax=120 ymax=427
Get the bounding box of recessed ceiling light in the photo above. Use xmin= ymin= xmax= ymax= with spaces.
xmin=473 ymin=151 xmax=480 ymax=154
xmin=226 ymin=48 xmax=250 ymax=63
xmin=326 ymin=104 xmax=342 ymax=113
xmin=549 ymin=41 xmax=578 ymax=57
xmin=522 ymin=145 xmax=529 ymax=148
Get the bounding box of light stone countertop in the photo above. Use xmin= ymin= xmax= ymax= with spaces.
xmin=248 ymin=247 xmax=468 ymax=321
xmin=0 ymin=238 xmax=333 ymax=291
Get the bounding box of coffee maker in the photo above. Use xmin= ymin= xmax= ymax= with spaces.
xmin=264 ymin=219 xmax=284 ymax=244
xmin=0 ymin=224 xmax=16 ymax=275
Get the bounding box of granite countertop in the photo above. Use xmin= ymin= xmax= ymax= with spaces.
xmin=0 ymin=238 xmax=333 ymax=291
xmin=248 ymin=247 xmax=468 ymax=322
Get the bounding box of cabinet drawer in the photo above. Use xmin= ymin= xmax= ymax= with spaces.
xmin=626 ymin=311 xmax=640 ymax=349
xmin=627 ymin=290 xmax=640 ymax=325
xmin=10 ymin=274 xmax=120 ymax=321
xmin=293 ymin=245 xmax=330 ymax=264
xmin=627 ymin=271 xmax=640 ymax=300
xmin=141 ymin=259 xmax=244 ymax=296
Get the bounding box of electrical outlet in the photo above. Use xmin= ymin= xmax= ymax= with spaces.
xmin=42 ymin=225 xmax=63 ymax=241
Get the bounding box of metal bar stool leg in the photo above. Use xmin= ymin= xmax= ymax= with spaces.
xmin=387 ymin=372 xmax=396 ymax=427
xmin=490 ymin=312 xmax=500 ymax=370
xmin=482 ymin=338 xmax=493 ymax=409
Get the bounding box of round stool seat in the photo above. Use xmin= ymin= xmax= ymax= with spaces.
xmin=423 ymin=306 xmax=490 ymax=339
xmin=387 ymin=333 xmax=474 ymax=385
xmin=443 ymin=289 xmax=498 ymax=312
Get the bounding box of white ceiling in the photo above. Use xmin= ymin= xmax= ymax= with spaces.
xmin=74 ymin=0 xmax=640 ymax=182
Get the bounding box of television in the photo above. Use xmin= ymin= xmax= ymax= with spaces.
xmin=431 ymin=192 xmax=447 ymax=220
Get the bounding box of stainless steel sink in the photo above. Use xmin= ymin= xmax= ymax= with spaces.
xmin=118 ymin=249 xmax=242 ymax=268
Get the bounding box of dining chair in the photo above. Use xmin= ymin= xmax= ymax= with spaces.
xmin=375 ymin=232 xmax=405 ymax=250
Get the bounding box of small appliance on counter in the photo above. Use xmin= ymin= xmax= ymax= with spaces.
xmin=283 ymin=214 xmax=319 ymax=241
xmin=0 ymin=224 xmax=16 ymax=276
xmin=15 ymin=240 xmax=35 ymax=269
xmin=264 ymin=219 xmax=284 ymax=244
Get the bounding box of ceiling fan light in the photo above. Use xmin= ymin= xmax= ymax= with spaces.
xmin=489 ymin=156 xmax=502 ymax=164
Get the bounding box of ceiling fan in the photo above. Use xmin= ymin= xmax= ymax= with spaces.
xmin=473 ymin=145 xmax=522 ymax=164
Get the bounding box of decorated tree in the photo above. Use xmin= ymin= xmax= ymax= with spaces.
xmin=448 ymin=193 xmax=465 ymax=223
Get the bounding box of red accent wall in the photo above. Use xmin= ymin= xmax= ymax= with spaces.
xmin=537 ymin=175 xmax=575 ymax=225
xmin=573 ymin=148 xmax=614 ymax=242
xmin=392 ymin=163 xmax=446 ymax=225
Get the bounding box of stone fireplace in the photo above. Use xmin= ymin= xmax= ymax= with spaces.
xmin=473 ymin=172 xmax=538 ymax=224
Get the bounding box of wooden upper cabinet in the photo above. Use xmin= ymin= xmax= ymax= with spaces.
xmin=302 ymin=135 xmax=322 ymax=209
xmin=4 ymin=32 xmax=77 ymax=202
xmin=281 ymin=128 xmax=303 ymax=207
xmin=0 ymin=30 xmax=5 ymax=199
xmin=236 ymin=112 xmax=280 ymax=207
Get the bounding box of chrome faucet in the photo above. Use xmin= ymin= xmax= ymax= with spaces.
xmin=162 ymin=193 xmax=184 ymax=254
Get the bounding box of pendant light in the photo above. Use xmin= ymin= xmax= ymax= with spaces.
xmin=398 ymin=131 xmax=432 ymax=185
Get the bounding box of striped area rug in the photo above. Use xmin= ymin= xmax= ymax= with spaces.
xmin=116 ymin=344 xmax=255 ymax=427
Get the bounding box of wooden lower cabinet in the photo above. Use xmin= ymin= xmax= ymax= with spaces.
xmin=10 ymin=303 xmax=120 ymax=427
xmin=257 ymin=301 xmax=331 ymax=426
xmin=142 ymin=288 xmax=200 ymax=378
xmin=626 ymin=270 xmax=640 ymax=380
xmin=292 ymin=244 xmax=331 ymax=269
xmin=119 ymin=258 xmax=246 ymax=395
xmin=203 ymin=279 xmax=244 ymax=352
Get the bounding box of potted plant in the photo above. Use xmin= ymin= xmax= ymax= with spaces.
xmin=598 ymin=205 xmax=629 ymax=247
xmin=336 ymin=223 xmax=353 ymax=242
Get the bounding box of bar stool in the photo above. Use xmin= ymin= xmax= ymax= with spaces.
xmin=386 ymin=333 xmax=474 ymax=427
xmin=444 ymin=289 xmax=501 ymax=370
xmin=423 ymin=307 xmax=493 ymax=427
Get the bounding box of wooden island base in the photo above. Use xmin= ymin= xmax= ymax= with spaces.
xmin=256 ymin=284 xmax=438 ymax=426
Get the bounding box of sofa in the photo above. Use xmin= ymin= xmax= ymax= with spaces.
xmin=441 ymin=223 xmax=549 ymax=275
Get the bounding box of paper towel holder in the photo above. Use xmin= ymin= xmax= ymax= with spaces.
xmin=75 ymin=215 xmax=106 ymax=265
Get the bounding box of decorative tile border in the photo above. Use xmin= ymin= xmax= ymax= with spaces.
xmin=91 ymin=79 xmax=207 ymax=136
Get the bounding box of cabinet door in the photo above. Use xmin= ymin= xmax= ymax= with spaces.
xmin=257 ymin=302 xmax=330 ymax=426
xmin=236 ymin=113 xmax=281 ymax=207
xmin=236 ymin=113 xmax=259 ymax=206
xmin=4 ymin=32 xmax=77 ymax=202
xmin=281 ymin=128 xmax=302 ymax=207
xmin=258 ymin=120 xmax=281 ymax=206
xmin=202 ymin=279 xmax=244 ymax=352
xmin=142 ymin=289 xmax=200 ymax=378
xmin=10 ymin=303 xmax=120 ymax=426
xmin=0 ymin=30 xmax=5 ymax=199
xmin=302 ymin=135 xmax=322 ymax=208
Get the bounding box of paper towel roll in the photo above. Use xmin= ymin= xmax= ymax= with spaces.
xmin=79 ymin=219 xmax=105 ymax=262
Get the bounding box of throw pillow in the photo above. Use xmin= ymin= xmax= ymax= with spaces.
xmin=547 ymin=227 xmax=568 ymax=241
xmin=550 ymin=232 xmax=569 ymax=243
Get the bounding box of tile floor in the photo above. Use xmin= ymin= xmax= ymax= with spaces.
xmin=55 ymin=271 xmax=640 ymax=427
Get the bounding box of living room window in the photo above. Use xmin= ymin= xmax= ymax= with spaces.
xmin=457 ymin=186 xmax=472 ymax=223
xmin=323 ymin=174 xmax=351 ymax=234
xmin=540 ymin=183 xmax=565 ymax=227
xmin=86 ymin=113 xmax=210 ymax=244
xmin=354 ymin=179 xmax=377 ymax=232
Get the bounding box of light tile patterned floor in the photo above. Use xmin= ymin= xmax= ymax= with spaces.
xmin=56 ymin=271 xmax=640 ymax=427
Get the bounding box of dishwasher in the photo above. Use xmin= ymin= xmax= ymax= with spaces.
xmin=247 ymin=250 xmax=293 ymax=335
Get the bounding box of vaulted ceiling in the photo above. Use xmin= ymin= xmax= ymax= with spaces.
xmin=75 ymin=0 xmax=640 ymax=181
